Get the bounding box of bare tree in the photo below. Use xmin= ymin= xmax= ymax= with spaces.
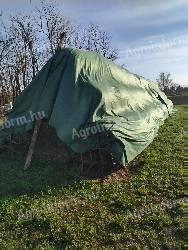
xmin=11 ymin=15 xmax=39 ymax=80
xmin=0 ymin=17 xmax=15 ymax=107
xmin=156 ymin=72 xmax=180 ymax=95
xmin=72 ymin=24 xmax=118 ymax=61
xmin=35 ymin=0 xmax=72 ymax=55
xmin=0 ymin=0 xmax=118 ymax=110
xmin=157 ymin=72 xmax=172 ymax=92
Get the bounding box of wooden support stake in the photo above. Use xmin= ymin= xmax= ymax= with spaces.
xmin=59 ymin=32 xmax=67 ymax=49
xmin=24 ymin=119 xmax=42 ymax=170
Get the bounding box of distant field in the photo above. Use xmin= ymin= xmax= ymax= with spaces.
xmin=168 ymin=94 xmax=188 ymax=105
xmin=0 ymin=106 xmax=185 ymax=249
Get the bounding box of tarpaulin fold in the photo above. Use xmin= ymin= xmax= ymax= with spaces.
xmin=0 ymin=48 xmax=173 ymax=165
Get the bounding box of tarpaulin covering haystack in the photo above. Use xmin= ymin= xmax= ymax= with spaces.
xmin=0 ymin=48 xmax=173 ymax=165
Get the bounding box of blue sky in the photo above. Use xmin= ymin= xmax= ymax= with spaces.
xmin=1 ymin=0 xmax=188 ymax=86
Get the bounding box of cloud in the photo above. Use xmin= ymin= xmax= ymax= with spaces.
xmin=117 ymin=42 xmax=188 ymax=86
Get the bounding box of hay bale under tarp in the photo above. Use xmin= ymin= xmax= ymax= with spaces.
xmin=0 ymin=48 xmax=173 ymax=166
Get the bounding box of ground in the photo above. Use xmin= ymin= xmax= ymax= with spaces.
xmin=0 ymin=105 xmax=185 ymax=249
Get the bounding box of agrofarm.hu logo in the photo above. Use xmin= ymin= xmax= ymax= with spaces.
xmin=0 ymin=110 xmax=45 ymax=130
xmin=72 ymin=123 xmax=114 ymax=140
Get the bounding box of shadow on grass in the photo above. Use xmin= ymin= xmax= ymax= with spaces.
xmin=0 ymin=152 xmax=124 ymax=199
xmin=0 ymin=153 xmax=83 ymax=199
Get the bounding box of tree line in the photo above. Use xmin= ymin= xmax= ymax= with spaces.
xmin=156 ymin=72 xmax=187 ymax=96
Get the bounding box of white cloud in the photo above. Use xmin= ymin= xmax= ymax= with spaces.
xmin=117 ymin=40 xmax=188 ymax=86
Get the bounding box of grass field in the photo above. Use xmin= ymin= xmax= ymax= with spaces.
xmin=0 ymin=106 xmax=185 ymax=249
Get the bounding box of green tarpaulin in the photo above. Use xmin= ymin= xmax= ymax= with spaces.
xmin=0 ymin=48 xmax=173 ymax=165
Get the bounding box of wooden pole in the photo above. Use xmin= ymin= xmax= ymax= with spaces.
xmin=59 ymin=32 xmax=66 ymax=49
xmin=23 ymin=119 xmax=42 ymax=170
xmin=23 ymin=33 xmax=66 ymax=171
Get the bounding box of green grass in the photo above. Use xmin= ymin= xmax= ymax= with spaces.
xmin=0 ymin=106 xmax=185 ymax=249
